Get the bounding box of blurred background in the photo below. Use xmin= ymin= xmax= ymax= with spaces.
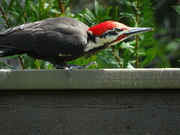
xmin=0 ymin=0 xmax=179 ymax=69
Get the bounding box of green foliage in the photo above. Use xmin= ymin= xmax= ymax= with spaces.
xmin=172 ymin=4 xmax=180 ymax=15
xmin=116 ymin=0 xmax=155 ymax=68
xmin=77 ymin=0 xmax=120 ymax=26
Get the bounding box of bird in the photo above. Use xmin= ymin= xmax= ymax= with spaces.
xmin=0 ymin=17 xmax=153 ymax=69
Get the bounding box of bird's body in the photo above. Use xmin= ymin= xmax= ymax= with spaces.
xmin=0 ymin=17 xmax=152 ymax=69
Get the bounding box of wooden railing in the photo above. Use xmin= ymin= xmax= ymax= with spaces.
xmin=0 ymin=69 xmax=180 ymax=134
xmin=0 ymin=68 xmax=179 ymax=89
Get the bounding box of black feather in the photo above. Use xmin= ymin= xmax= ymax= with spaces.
xmin=0 ymin=17 xmax=89 ymax=65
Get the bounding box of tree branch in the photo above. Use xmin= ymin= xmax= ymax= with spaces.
xmin=0 ymin=6 xmax=11 ymax=28
xmin=111 ymin=46 xmax=123 ymax=68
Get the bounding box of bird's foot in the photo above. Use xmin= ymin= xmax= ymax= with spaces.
xmin=54 ymin=65 xmax=67 ymax=69
xmin=67 ymin=61 xmax=98 ymax=70
xmin=54 ymin=61 xmax=98 ymax=70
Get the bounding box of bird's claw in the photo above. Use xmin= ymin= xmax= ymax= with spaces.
xmin=54 ymin=61 xmax=98 ymax=74
xmin=68 ymin=61 xmax=98 ymax=70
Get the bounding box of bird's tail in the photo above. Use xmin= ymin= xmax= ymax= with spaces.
xmin=0 ymin=37 xmax=8 ymax=56
xmin=0 ymin=47 xmax=24 ymax=57
xmin=0 ymin=34 xmax=24 ymax=57
xmin=0 ymin=47 xmax=14 ymax=57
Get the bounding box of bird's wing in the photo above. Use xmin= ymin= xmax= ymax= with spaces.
xmin=0 ymin=17 xmax=89 ymax=57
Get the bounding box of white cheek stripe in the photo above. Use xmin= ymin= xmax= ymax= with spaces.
xmin=84 ymin=36 xmax=117 ymax=52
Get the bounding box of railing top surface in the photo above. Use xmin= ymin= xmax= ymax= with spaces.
xmin=0 ymin=68 xmax=180 ymax=89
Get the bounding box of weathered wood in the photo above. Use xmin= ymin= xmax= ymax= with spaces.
xmin=0 ymin=90 xmax=179 ymax=135
xmin=0 ymin=68 xmax=180 ymax=89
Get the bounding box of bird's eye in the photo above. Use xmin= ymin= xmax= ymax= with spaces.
xmin=115 ymin=28 xmax=123 ymax=33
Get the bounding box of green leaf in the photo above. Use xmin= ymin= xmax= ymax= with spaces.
xmin=120 ymin=42 xmax=134 ymax=49
xmin=2 ymin=0 xmax=8 ymax=12
xmin=85 ymin=8 xmax=96 ymax=20
xmin=65 ymin=7 xmax=74 ymax=17
xmin=0 ymin=62 xmax=16 ymax=69
xmin=28 ymin=1 xmax=39 ymax=18
xmin=50 ymin=9 xmax=61 ymax=14
xmin=44 ymin=3 xmax=49 ymax=9
xmin=120 ymin=12 xmax=134 ymax=18
xmin=172 ymin=5 xmax=180 ymax=15
xmin=8 ymin=0 xmax=16 ymax=10
xmin=140 ymin=48 xmax=156 ymax=67
xmin=119 ymin=1 xmax=137 ymax=7
xmin=94 ymin=0 xmax=99 ymax=17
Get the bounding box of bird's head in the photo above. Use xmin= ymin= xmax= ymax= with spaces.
xmin=85 ymin=21 xmax=153 ymax=52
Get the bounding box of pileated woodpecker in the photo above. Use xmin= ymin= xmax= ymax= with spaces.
xmin=0 ymin=17 xmax=152 ymax=69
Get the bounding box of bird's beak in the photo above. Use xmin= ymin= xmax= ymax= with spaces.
xmin=124 ymin=27 xmax=153 ymax=36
